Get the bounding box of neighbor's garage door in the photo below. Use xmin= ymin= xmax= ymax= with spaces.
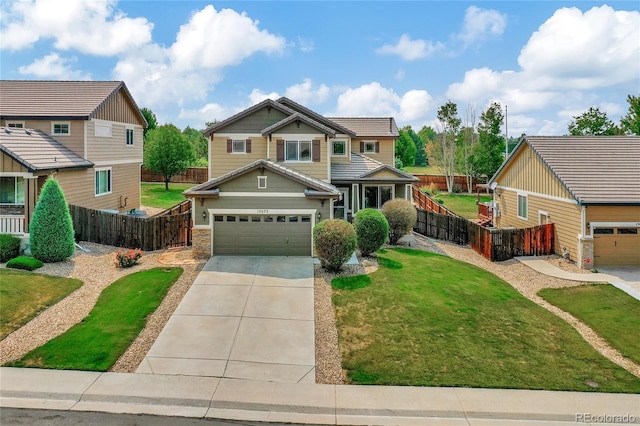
xmin=213 ymin=214 xmax=312 ymax=256
xmin=593 ymin=227 xmax=640 ymax=266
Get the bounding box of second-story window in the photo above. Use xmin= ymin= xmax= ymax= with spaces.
xmin=364 ymin=141 xmax=377 ymax=153
xmin=286 ymin=140 xmax=311 ymax=162
xmin=232 ymin=139 xmax=246 ymax=153
xmin=52 ymin=122 xmax=70 ymax=136
xmin=126 ymin=128 xmax=134 ymax=146
xmin=332 ymin=140 xmax=347 ymax=156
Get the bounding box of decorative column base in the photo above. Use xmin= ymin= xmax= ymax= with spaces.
xmin=577 ymin=236 xmax=594 ymax=270
xmin=192 ymin=228 xmax=211 ymax=259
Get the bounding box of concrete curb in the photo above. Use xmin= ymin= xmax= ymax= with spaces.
xmin=2 ymin=368 xmax=639 ymax=425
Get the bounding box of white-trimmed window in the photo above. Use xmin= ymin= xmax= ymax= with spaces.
xmin=285 ymin=140 xmax=312 ymax=162
xmin=52 ymin=122 xmax=70 ymax=136
xmin=257 ymin=176 xmax=267 ymax=189
xmin=0 ymin=177 xmax=25 ymax=204
xmin=95 ymin=122 xmax=112 ymax=137
xmin=332 ymin=140 xmax=347 ymax=156
xmin=363 ymin=185 xmax=393 ymax=209
xmin=126 ymin=128 xmax=134 ymax=146
xmin=364 ymin=141 xmax=377 ymax=154
xmin=6 ymin=121 xmax=24 ymax=129
xmin=517 ymin=193 xmax=528 ymax=220
xmin=95 ymin=168 xmax=112 ymax=196
xmin=232 ymin=139 xmax=246 ymax=153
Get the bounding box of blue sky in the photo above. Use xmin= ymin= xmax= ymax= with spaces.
xmin=1 ymin=1 xmax=638 ymax=136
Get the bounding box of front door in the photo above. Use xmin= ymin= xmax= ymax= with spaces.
xmin=333 ymin=189 xmax=348 ymax=220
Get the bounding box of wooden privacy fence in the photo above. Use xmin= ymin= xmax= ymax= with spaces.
xmin=414 ymin=208 xmax=555 ymax=262
xmin=141 ymin=167 xmax=208 ymax=184
xmin=414 ymin=174 xmax=480 ymax=192
xmin=69 ymin=204 xmax=192 ymax=251
xmin=412 ymin=186 xmax=457 ymax=216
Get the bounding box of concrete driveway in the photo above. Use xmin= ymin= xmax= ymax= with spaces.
xmin=137 ymin=256 xmax=315 ymax=383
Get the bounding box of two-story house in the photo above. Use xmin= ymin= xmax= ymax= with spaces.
xmin=0 ymin=80 xmax=147 ymax=237
xmin=184 ymin=97 xmax=417 ymax=257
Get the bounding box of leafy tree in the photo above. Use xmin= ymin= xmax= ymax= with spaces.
xmin=620 ymin=94 xmax=640 ymax=135
xmin=183 ymin=126 xmax=208 ymax=164
xmin=417 ymin=126 xmax=436 ymax=165
xmin=396 ymin=127 xmax=417 ymax=168
xmin=144 ymin=124 xmax=195 ymax=190
xmin=140 ymin=107 xmax=158 ymax=138
xmin=470 ymin=102 xmax=505 ymax=180
xmin=403 ymin=126 xmax=427 ymax=166
xmin=458 ymin=103 xmax=478 ymax=193
xmin=428 ymin=101 xmax=461 ymax=193
xmin=30 ymin=177 xmax=75 ymax=263
xmin=205 ymin=120 xmax=219 ymax=128
xmin=568 ymin=106 xmax=617 ymax=136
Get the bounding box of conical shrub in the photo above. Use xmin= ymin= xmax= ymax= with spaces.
xmin=30 ymin=177 xmax=75 ymax=262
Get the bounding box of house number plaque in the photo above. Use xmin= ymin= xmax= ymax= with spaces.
xmin=257 ymin=209 xmax=269 ymax=214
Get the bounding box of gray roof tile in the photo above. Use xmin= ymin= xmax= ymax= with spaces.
xmin=331 ymin=152 xmax=417 ymax=182
xmin=261 ymin=112 xmax=336 ymax=136
xmin=327 ymin=117 xmax=399 ymax=138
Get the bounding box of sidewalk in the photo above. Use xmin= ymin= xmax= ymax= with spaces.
xmin=1 ymin=367 xmax=638 ymax=425
xmin=516 ymin=256 xmax=640 ymax=300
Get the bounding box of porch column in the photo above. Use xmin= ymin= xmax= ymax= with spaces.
xmin=577 ymin=236 xmax=594 ymax=270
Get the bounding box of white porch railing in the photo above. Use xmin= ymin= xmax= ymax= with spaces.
xmin=0 ymin=215 xmax=26 ymax=234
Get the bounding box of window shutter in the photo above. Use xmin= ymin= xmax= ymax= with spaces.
xmin=360 ymin=141 xmax=364 ymax=153
xmin=312 ymin=139 xmax=321 ymax=162
xmin=375 ymin=142 xmax=380 ymax=153
xmin=276 ymin=139 xmax=284 ymax=161
xmin=246 ymin=139 xmax=252 ymax=153
xmin=226 ymin=139 xmax=232 ymax=153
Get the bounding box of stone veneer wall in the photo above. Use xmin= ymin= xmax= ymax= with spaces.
xmin=192 ymin=228 xmax=211 ymax=259
xmin=577 ymin=236 xmax=594 ymax=270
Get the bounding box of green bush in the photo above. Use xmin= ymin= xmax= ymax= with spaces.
xmin=30 ymin=178 xmax=75 ymax=263
xmin=381 ymin=199 xmax=417 ymax=245
xmin=354 ymin=209 xmax=389 ymax=256
xmin=313 ymin=219 xmax=357 ymax=272
xmin=6 ymin=256 xmax=44 ymax=271
xmin=0 ymin=234 xmax=21 ymax=263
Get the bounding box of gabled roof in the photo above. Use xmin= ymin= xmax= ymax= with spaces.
xmin=0 ymin=80 xmax=146 ymax=125
xmin=0 ymin=127 xmax=93 ymax=173
xmin=331 ymin=152 xmax=417 ymax=182
xmin=275 ymin=97 xmax=356 ymax=137
xmin=327 ymin=117 xmax=399 ymax=138
xmin=202 ymin=99 xmax=296 ymax=136
xmin=261 ymin=112 xmax=336 ymax=136
xmin=184 ymin=159 xmax=340 ymax=196
xmin=490 ymin=135 xmax=640 ymax=205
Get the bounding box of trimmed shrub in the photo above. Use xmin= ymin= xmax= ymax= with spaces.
xmin=381 ymin=199 xmax=418 ymax=245
xmin=30 ymin=178 xmax=75 ymax=263
xmin=313 ymin=219 xmax=357 ymax=272
xmin=354 ymin=209 xmax=389 ymax=256
xmin=115 ymin=249 xmax=143 ymax=268
xmin=0 ymin=234 xmax=21 ymax=262
xmin=6 ymin=256 xmax=44 ymax=271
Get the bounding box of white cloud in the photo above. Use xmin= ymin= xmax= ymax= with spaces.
xmin=0 ymin=0 xmax=153 ymax=55
xmin=297 ymin=37 xmax=315 ymax=53
xmin=376 ymin=34 xmax=444 ymax=61
xmin=458 ymin=6 xmax=507 ymax=45
xmin=178 ymin=102 xmax=234 ymax=125
xmin=399 ymin=90 xmax=433 ymax=122
xmin=284 ymin=79 xmax=330 ymax=104
xmin=446 ymin=5 xmax=640 ymax=134
xmin=395 ymin=69 xmax=405 ymax=81
xmin=18 ymin=53 xmax=91 ymax=80
xmin=248 ymin=88 xmax=280 ymax=105
xmin=170 ymin=5 xmax=286 ymax=72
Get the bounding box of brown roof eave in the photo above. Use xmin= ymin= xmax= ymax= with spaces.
xmin=0 ymin=115 xmax=90 ymax=121
xmin=183 ymin=189 xmax=220 ymax=198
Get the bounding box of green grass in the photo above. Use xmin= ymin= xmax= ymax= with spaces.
xmin=141 ymin=183 xmax=193 ymax=209
xmin=0 ymin=269 xmax=83 ymax=339
xmin=402 ymin=165 xmax=442 ymax=175
xmin=331 ymin=248 xmax=640 ymax=392
xmin=5 ymin=267 xmax=183 ymax=371
xmin=539 ymin=284 xmax=640 ymax=365
xmin=430 ymin=193 xmax=493 ymax=219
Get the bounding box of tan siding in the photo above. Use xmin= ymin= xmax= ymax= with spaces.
xmin=353 ymin=138 xmax=395 ymax=166
xmin=497 ymin=190 xmax=581 ymax=259
xmin=55 ymin=163 xmax=140 ymax=211
xmin=86 ymin=120 xmax=143 ymax=163
xmin=369 ymin=169 xmax=401 ymax=179
xmin=93 ymin=89 xmax=146 ymax=126
xmin=497 ymin=145 xmax=574 ymax=199
xmin=586 ymin=205 xmax=640 ymax=224
xmin=219 ymin=108 xmax=289 ymax=133
xmin=275 ymin=137 xmax=328 ymax=180
xmin=210 ymin=136 xmax=268 ymax=178
xmin=1 ymin=153 xmax=28 ymax=173
xmin=220 ymin=169 xmax=309 ymax=193
xmin=18 ymin=119 xmax=85 ymax=157
xmin=330 ymin=139 xmax=351 ymax=164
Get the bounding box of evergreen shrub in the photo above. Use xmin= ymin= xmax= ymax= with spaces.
xmin=381 ymin=199 xmax=417 ymax=245
xmin=354 ymin=209 xmax=389 ymax=256
xmin=313 ymin=219 xmax=356 ymax=272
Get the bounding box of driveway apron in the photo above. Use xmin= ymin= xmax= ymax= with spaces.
xmin=137 ymin=256 xmax=315 ymax=383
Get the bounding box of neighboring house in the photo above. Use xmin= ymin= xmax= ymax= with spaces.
xmin=0 ymin=80 xmax=146 ymax=236
xmin=489 ymin=135 xmax=640 ymax=268
xmin=185 ymin=97 xmax=417 ymax=257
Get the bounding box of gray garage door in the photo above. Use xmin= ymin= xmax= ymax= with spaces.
xmin=213 ymin=214 xmax=312 ymax=256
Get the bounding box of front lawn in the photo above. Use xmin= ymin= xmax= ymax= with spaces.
xmin=141 ymin=183 xmax=193 ymax=209
xmin=432 ymin=193 xmax=492 ymax=219
xmin=332 ymin=248 xmax=640 ymax=392
xmin=0 ymin=269 xmax=83 ymax=339
xmin=6 ymin=267 xmax=183 ymax=371
xmin=539 ymin=284 xmax=640 ymax=365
